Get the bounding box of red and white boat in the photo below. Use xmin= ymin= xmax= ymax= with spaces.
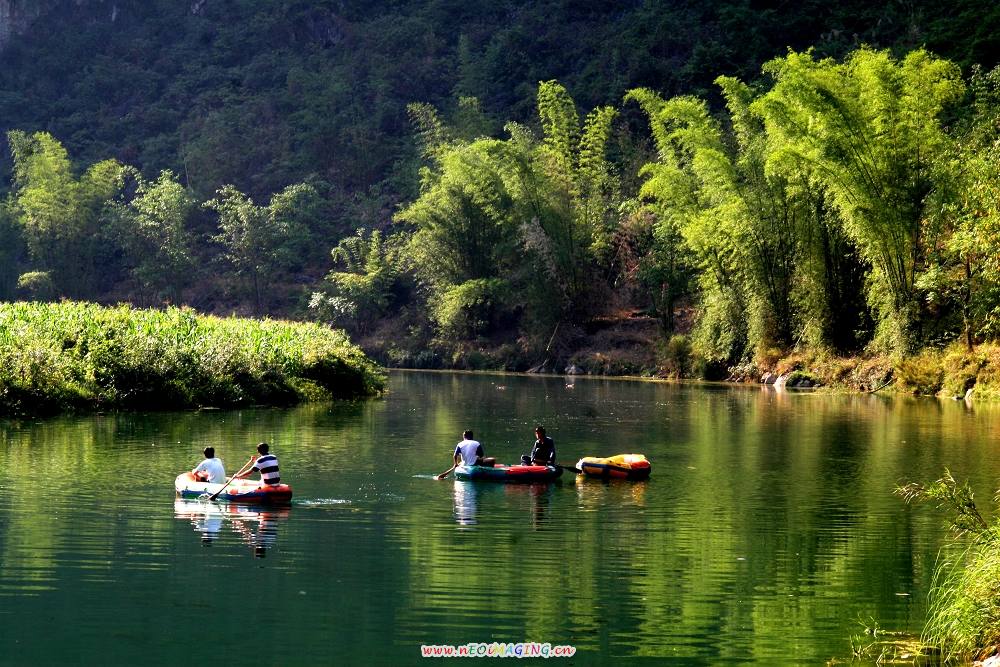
xmin=174 ymin=472 xmax=293 ymax=503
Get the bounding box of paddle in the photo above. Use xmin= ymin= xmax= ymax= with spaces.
xmin=435 ymin=460 xmax=458 ymax=480
xmin=207 ymin=456 xmax=255 ymax=501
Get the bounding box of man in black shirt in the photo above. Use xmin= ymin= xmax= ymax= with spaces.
xmin=522 ymin=425 xmax=555 ymax=466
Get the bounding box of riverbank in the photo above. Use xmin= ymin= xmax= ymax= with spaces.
xmin=0 ymin=301 xmax=385 ymax=416
xmin=359 ymin=312 xmax=667 ymax=376
xmin=734 ymin=343 xmax=1000 ymax=400
xmin=360 ymin=311 xmax=1000 ymax=400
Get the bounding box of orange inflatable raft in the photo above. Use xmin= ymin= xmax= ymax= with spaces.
xmin=575 ymin=454 xmax=651 ymax=480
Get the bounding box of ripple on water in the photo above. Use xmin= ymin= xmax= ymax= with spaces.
xmin=296 ymin=498 xmax=352 ymax=506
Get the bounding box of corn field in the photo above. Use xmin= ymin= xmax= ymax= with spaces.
xmin=0 ymin=301 xmax=385 ymax=415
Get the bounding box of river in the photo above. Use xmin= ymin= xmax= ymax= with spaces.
xmin=1 ymin=370 xmax=997 ymax=665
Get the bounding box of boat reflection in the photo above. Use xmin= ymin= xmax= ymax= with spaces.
xmin=504 ymin=482 xmax=554 ymax=529
xmin=174 ymin=499 xmax=291 ymax=557
xmin=574 ymin=474 xmax=647 ymax=508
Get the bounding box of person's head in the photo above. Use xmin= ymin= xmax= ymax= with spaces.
xmin=203 ymin=446 xmax=215 ymax=458
xmin=463 ymin=430 xmax=474 ymax=440
xmin=534 ymin=425 xmax=545 ymax=437
xmin=257 ymin=442 xmax=269 ymax=455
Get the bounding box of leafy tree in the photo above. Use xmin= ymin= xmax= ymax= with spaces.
xmin=522 ymin=80 xmax=619 ymax=309
xmin=399 ymin=139 xmax=516 ymax=285
xmin=431 ymin=277 xmax=510 ymax=339
xmin=205 ymin=182 xmax=319 ymax=312
xmin=15 ymin=270 xmax=55 ymax=300
xmin=396 ymin=137 xmax=519 ymax=337
xmin=263 ymin=181 xmax=326 ymax=267
xmin=311 ymin=229 xmax=408 ymax=333
xmin=716 ymin=75 xmax=870 ymax=353
xmin=110 ymin=169 xmax=196 ymax=305
xmin=397 ymin=83 xmax=624 ymax=342
xmin=7 ymin=131 xmax=125 ymax=298
xmin=0 ymin=202 xmax=23 ymax=300
xmin=625 ymin=209 xmax=695 ymax=333
xmin=920 ymin=66 xmax=1000 ymax=349
xmin=628 ymin=86 xmax=802 ymax=360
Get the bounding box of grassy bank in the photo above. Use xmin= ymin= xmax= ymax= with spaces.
xmin=0 ymin=302 xmax=385 ymax=415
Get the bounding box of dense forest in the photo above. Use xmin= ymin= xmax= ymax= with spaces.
xmin=3 ymin=0 xmax=1000 ymax=384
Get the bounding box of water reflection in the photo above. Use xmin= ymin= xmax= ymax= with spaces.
xmin=173 ymin=499 xmax=291 ymax=557
xmin=230 ymin=506 xmax=289 ymax=558
xmin=452 ymin=480 xmax=478 ymax=527
xmin=504 ymin=483 xmax=554 ymax=529
xmin=574 ymin=476 xmax=648 ymax=509
xmin=6 ymin=373 xmax=1000 ymax=665
xmin=451 ymin=479 xmax=562 ymax=529
xmin=174 ymin=499 xmax=226 ymax=544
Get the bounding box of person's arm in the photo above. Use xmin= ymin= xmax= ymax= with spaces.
xmin=436 ymin=452 xmax=461 ymax=480
xmin=234 ymin=456 xmax=256 ymax=479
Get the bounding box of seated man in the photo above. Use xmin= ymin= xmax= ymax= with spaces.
xmin=237 ymin=442 xmax=280 ymax=486
xmin=192 ymin=446 xmax=226 ymax=484
xmin=521 ymin=425 xmax=555 ymax=466
xmin=436 ymin=430 xmax=495 ymax=480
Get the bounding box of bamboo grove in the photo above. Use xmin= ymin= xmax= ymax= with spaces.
xmin=319 ymin=48 xmax=1000 ymax=371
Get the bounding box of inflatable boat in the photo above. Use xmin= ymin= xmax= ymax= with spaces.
xmin=455 ymin=463 xmax=563 ymax=483
xmin=576 ymin=454 xmax=651 ymax=480
xmin=174 ymin=472 xmax=293 ymax=503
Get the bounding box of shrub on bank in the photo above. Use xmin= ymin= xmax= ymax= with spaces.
xmin=569 ymin=350 xmax=655 ymax=376
xmin=658 ymin=334 xmax=693 ymax=378
xmin=945 ymin=343 xmax=1000 ymax=399
xmin=895 ymin=349 xmax=945 ymax=395
xmin=755 ymin=345 xmax=1000 ymax=396
xmin=0 ymin=301 xmax=385 ymax=415
xmin=892 ymin=343 xmax=1000 ymax=398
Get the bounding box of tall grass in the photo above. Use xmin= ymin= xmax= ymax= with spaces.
xmin=922 ymin=532 xmax=1000 ymax=662
xmin=897 ymin=470 xmax=1000 ymax=661
xmin=0 ymin=301 xmax=385 ymax=415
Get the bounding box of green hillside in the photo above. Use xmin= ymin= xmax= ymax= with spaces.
xmin=2 ymin=0 xmax=997 ymax=201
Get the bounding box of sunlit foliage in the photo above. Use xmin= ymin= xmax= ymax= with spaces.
xmin=7 ymin=130 xmax=125 ymax=298
xmin=0 ymin=301 xmax=384 ymax=415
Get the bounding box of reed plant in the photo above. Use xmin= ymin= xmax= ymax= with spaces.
xmin=922 ymin=531 xmax=1000 ymax=662
xmin=0 ymin=301 xmax=384 ymax=415
xmin=897 ymin=470 xmax=1000 ymax=662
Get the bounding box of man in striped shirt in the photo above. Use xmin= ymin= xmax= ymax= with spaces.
xmin=238 ymin=442 xmax=281 ymax=486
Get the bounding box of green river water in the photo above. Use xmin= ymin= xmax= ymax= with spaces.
xmin=1 ymin=370 xmax=999 ymax=666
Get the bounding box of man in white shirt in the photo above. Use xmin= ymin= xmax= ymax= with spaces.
xmin=192 ymin=447 xmax=226 ymax=484
xmin=436 ymin=430 xmax=495 ymax=479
